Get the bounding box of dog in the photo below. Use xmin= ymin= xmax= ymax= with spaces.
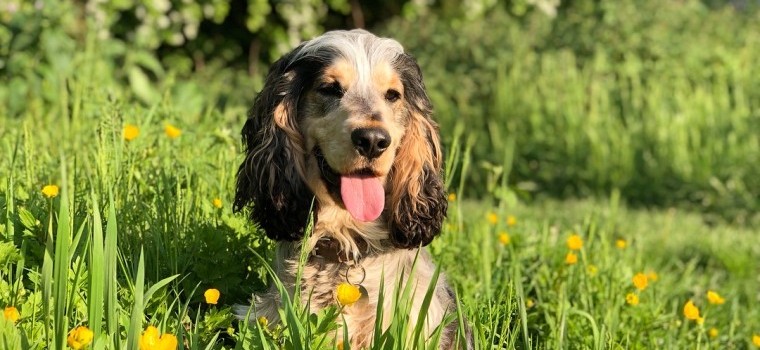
xmin=234 ymin=29 xmax=470 ymax=349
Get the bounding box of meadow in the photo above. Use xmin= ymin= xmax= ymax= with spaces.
xmin=2 ymin=0 xmax=760 ymax=349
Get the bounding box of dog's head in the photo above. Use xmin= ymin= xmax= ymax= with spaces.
xmin=234 ymin=29 xmax=447 ymax=249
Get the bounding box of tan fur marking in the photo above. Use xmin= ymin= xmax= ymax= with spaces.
xmin=273 ymin=103 xmax=308 ymax=179
xmin=372 ymin=63 xmax=404 ymax=96
xmin=390 ymin=112 xmax=442 ymax=213
xmin=324 ymin=60 xmax=357 ymax=89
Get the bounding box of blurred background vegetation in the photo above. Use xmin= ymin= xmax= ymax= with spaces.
xmin=2 ymin=0 xmax=759 ymax=226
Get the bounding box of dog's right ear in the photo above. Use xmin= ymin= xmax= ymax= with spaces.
xmin=234 ymin=46 xmax=314 ymax=241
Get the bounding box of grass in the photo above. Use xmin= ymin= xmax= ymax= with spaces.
xmin=1 ymin=7 xmax=759 ymax=346
xmin=388 ymin=5 xmax=760 ymax=222
xmin=1 ymin=93 xmax=759 ymax=348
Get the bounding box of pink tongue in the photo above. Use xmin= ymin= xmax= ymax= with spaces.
xmin=340 ymin=175 xmax=385 ymax=222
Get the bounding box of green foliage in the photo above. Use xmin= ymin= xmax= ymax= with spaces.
xmin=1 ymin=0 xmax=759 ymax=348
xmin=385 ymin=2 xmax=760 ymax=223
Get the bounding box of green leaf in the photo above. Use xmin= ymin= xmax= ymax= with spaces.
xmin=17 ymin=207 xmax=37 ymax=229
xmin=0 ymin=241 xmax=21 ymax=265
xmin=128 ymin=67 xmax=157 ymax=104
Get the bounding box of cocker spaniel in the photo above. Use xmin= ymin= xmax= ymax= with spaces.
xmin=234 ymin=29 xmax=470 ymax=349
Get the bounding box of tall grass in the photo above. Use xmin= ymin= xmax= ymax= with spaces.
xmin=1 ymin=82 xmax=759 ymax=348
xmin=387 ymin=3 xmax=760 ymax=224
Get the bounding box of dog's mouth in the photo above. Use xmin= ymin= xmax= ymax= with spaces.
xmin=314 ymin=147 xmax=385 ymax=222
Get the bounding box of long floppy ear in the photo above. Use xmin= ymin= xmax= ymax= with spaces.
xmin=234 ymin=46 xmax=315 ymax=241
xmin=388 ymin=53 xmax=448 ymax=249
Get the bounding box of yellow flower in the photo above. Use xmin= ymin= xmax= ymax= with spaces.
xmin=565 ymin=252 xmax=578 ymax=265
xmin=335 ymin=283 xmax=361 ymax=306
xmin=647 ymin=271 xmax=659 ymax=282
xmin=566 ymin=234 xmax=583 ymax=250
xmin=625 ymin=293 xmax=639 ymax=306
xmin=683 ymin=300 xmax=701 ymax=321
xmin=447 ymin=193 xmax=456 ymax=201
xmin=139 ymin=326 xmax=178 ymax=350
xmin=42 ymin=185 xmax=59 ymax=198
xmin=487 ymin=212 xmax=498 ymax=225
xmin=753 ymin=334 xmax=760 ymax=347
xmin=164 ymin=124 xmax=182 ymax=139
xmin=506 ymin=215 xmax=517 ymax=227
xmin=124 ymin=124 xmax=140 ymax=141
xmin=257 ymin=316 xmax=268 ymax=328
xmin=586 ymin=264 xmax=598 ymax=276
xmin=3 ymin=306 xmax=20 ymax=323
xmin=615 ymin=239 xmax=627 ymax=249
xmin=498 ymin=232 xmax=510 ymax=245
xmin=212 ymin=198 xmax=222 ymax=209
xmin=337 ymin=341 xmax=344 ymax=350
xmin=708 ymin=327 xmax=718 ymax=338
xmin=525 ymin=298 xmax=535 ymax=308
xmin=204 ymin=288 xmax=220 ymax=304
xmin=67 ymin=326 xmax=94 ymax=350
xmin=706 ymin=290 xmax=725 ymax=305
xmin=632 ymin=273 xmax=648 ymax=291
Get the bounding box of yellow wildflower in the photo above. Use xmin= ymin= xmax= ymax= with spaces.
xmin=3 ymin=306 xmax=20 ymax=323
xmin=565 ymin=252 xmax=578 ymax=265
xmin=683 ymin=300 xmax=701 ymax=321
xmin=67 ymin=326 xmax=94 ymax=350
xmin=708 ymin=327 xmax=718 ymax=338
xmin=257 ymin=316 xmax=268 ymax=328
xmin=625 ymin=293 xmax=639 ymax=306
xmin=753 ymin=334 xmax=760 ymax=347
xmin=204 ymin=288 xmax=220 ymax=304
xmin=647 ymin=271 xmax=659 ymax=282
xmin=566 ymin=234 xmax=583 ymax=250
xmin=586 ymin=264 xmax=598 ymax=276
xmin=337 ymin=342 xmax=344 ymax=350
xmin=139 ymin=326 xmax=178 ymax=350
xmin=506 ymin=215 xmax=517 ymax=227
xmin=615 ymin=239 xmax=627 ymax=249
xmin=42 ymin=185 xmax=59 ymax=198
xmin=447 ymin=193 xmax=456 ymax=201
xmin=212 ymin=198 xmax=222 ymax=209
xmin=632 ymin=273 xmax=648 ymax=291
xmin=487 ymin=212 xmax=498 ymax=225
xmin=498 ymin=232 xmax=510 ymax=245
xmin=706 ymin=290 xmax=725 ymax=305
xmin=164 ymin=124 xmax=182 ymax=139
xmin=525 ymin=298 xmax=535 ymax=308
xmin=335 ymin=283 xmax=361 ymax=306
xmin=124 ymin=124 xmax=140 ymax=141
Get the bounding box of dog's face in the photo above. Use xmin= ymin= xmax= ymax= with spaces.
xmin=303 ymin=57 xmax=405 ymax=179
xmin=235 ymin=30 xmax=447 ymax=248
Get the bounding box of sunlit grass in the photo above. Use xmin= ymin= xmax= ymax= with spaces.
xmin=0 ymin=23 xmax=759 ymax=347
xmin=1 ymin=113 xmax=759 ymax=348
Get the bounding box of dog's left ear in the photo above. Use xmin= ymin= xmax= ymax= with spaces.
xmin=388 ymin=53 xmax=448 ymax=249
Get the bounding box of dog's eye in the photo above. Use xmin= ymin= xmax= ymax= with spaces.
xmin=317 ymin=82 xmax=344 ymax=98
xmin=385 ymin=89 xmax=401 ymax=103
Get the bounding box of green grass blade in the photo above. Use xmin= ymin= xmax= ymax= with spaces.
xmin=411 ymin=266 xmax=441 ymax=345
xmin=89 ymin=193 xmax=105 ymax=341
xmin=41 ymin=202 xmax=54 ymax=346
xmin=52 ymin=163 xmax=71 ymax=350
xmin=104 ymin=197 xmax=119 ymax=348
xmin=125 ymin=248 xmax=145 ymax=350
xmin=143 ymin=274 xmax=180 ymax=304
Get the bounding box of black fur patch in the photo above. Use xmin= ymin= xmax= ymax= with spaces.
xmin=234 ymin=45 xmax=337 ymax=241
xmin=389 ymin=165 xmax=448 ymax=248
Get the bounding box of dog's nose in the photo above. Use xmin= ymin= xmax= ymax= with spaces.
xmin=351 ymin=128 xmax=391 ymax=159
